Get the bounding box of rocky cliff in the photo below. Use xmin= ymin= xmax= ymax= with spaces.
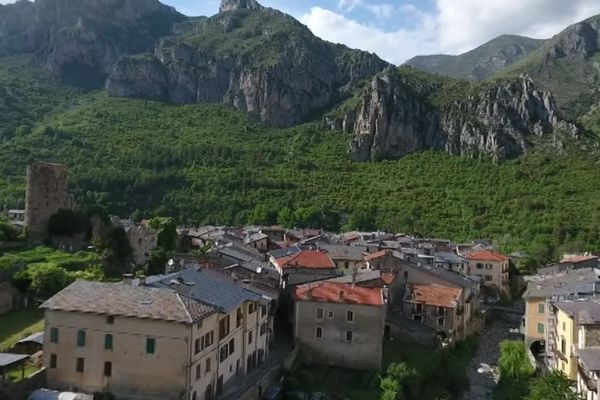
xmin=0 ymin=0 xmax=185 ymax=88
xmin=334 ymin=67 xmax=577 ymax=161
xmin=107 ymin=1 xmax=389 ymax=126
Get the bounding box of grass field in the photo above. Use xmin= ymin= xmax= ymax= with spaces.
xmin=7 ymin=363 xmax=39 ymax=382
xmin=0 ymin=308 xmax=44 ymax=351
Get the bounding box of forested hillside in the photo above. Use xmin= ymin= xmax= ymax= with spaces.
xmin=1 ymin=56 xmax=600 ymax=262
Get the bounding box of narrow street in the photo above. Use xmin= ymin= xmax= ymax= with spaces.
xmin=460 ymin=309 xmax=523 ymax=400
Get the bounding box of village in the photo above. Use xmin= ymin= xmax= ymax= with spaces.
xmin=0 ymin=162 xmax=598 ymax=400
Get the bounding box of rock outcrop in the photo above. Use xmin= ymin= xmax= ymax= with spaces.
xmin=0 ymin=0 xmax=185 ymax=88
xmin=107 ymin=2 xmax=389 ymax=126
xmin=336 ymin=68 xmax=577 ymax=161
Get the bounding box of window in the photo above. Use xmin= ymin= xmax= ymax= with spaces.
xmin=438 ymin=318 xmax=444 ymax=327
xmin=344 ymin=261 xmax=349 ymax=270
xmin=236 ymin=307 xmax=243 ymax=328
xmin=260 ymin=323 xmax=267 ymax=336
xmin=104 ymin=361 xmax=112 ymax=377
xmin=50 ymin=354 xmax=57 ymax=369
xmin=76 ymin=357 xmax=85 ymax=373
xmin=50 ymin=327 xmax=59 ymax=343
xmin=77 ymin=330 xmax=86 ymax=347
xmin=327 ymin=311 xmax=334 ymax=319
xmin=146 ymin=338 xmax=156 ymax=354
xmin=205 ymin=331 xmax=214 ymax=348
xmin=563 ymin=322 xmax=566 ymax=331
xmin=219 ymin=316 xmax=230 ymax=340
xmin=229 ymin=338 xmax=235 ymax=356
xmin=248 ymin=302 xmax=256 ymax=314
xmin=192 ymin=392 xmax=197 ymax=400
xmin=561 ymin=337 xmax=566 ymax=354
xmin=438 ymin=306 xmax=445 ymax=316
xmin=538 ymin=303 xmax=545 ymax=314
xmin=346 ymin=311 xmax=355 ymax=322
xmin=413 ymin=315 xmax=422 ymax=322
xmin=485 ymin=264 xmax=493 ymax=270
xmin=476 ymin=263 xmax=483 ymax=269
xmin=415 ymin=303 xmax=423 ymax=313
xmin=196 ymin=364 xmax=201 ymax=380
xmin=104 ymin=334 xmax=113 ymax=350
xmin=220 ymin=345 xmax=229 ymax=363
xmin=316 ymin=307 xmax=324 ymax=320
xmin=107 ymin=315 xmax=114 ymax=324
xmin=485 ymin=275 xmax=493 ymax=281
xmin=261 ymin=305 xmax=267 ymax=318
xmin=205 ymin=358 xmax=211 ymax=372
xmin=316 ymin=326 xmax=323 ymax=339
xmin=195 ymin=338 xmax=201 ymax=354
xmin=247 ymin=330 xmax=253 ymax=344
xmin=345 ymin=331 xmax=353 ymax=342
xmin=537 ymin=323 xmax=545 ymax=334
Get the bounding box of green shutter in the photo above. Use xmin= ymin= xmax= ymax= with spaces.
xmin=146 ymin=338 xmax=155 ymax=354
xmin=104 ymin=334 xmax=113 ymax=350
xmin=77 ymin=330 xmax=86 ymax=347
xmin=50 ymin=327 xmax=58 ymax=343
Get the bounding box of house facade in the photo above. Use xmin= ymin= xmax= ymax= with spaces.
xmin=125 ymin=223 xmax=158 ymax=266
xmin=42 ymin=275 xmax=271 ymax=400
xmin=294 ymin=282 xmax=386 ymax=370
xmin=272 ymin=250 xmax=338 ymax=287
xmin=464 ymin=250 xmax=509 ymax=295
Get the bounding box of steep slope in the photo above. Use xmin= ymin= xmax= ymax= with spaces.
xmin=0 ymin=0 xmax=185 ymax=88
xmin=328 ymin=67 xmax=578 ymax=161
xmin=404 ymin=35 xmax=545 ymax=81
xmin=106 ymin=1 xmax=389 ymax=127
xmin=495 ymin=15 xmax=600 ymax=124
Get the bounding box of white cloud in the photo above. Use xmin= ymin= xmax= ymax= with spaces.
xmin=302 ymin=0 xmax=600 ymax=64
xmin=337 ymin=0 xmax=395 ymax=21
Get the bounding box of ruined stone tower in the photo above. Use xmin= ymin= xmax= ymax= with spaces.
xmin=25 ymin=162 xmax=70 ymax=242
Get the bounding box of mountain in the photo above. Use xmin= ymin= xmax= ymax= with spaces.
xmin=106 ymin=1 xmax=389 ymax=127
xmin=404 ymin=35 xmax=545 ymax=81
xmin=327 ymin=67 xmax=578 ymax=161
xmin=494 ymin=15 xmax=600 ymax=124
xmin=0 ymin=0 xmax=185 ymax=89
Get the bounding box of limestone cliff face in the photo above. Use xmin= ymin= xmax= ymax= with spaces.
xmin=0 ymin=0 xmax=185 ymax=88
xmin=339 ymin=68 xmax=577 ymax=161
xmin=107 ymin=3 xmax=389 ymax=126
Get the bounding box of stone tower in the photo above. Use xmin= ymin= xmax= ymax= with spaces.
xmin=25 ymin=162 xmax=71 ymax=242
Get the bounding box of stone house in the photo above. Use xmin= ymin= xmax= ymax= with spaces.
xmin=244 ymin=232 xmax=269 ymax=253
xmin=272 ymin=250 xmax=338 ymax=287
xmin=576 ymin=347 xmax=600 ymax=400
xmin=402 ymin=283 xmax=463 ymax=343
xmin=319 ymin=244 xmax=366 ymax=273
xmin=463 ymin=250 xmax=510 ymax=296
xmin=41 ymin=271 xmax=272 ymax=400
xmin=293 ymin=281 xmax=386 ymax=370
xmin=125 ymin=223 xmax=158 ymax=266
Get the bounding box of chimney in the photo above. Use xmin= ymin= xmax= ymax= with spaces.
xmin=306 ymin=287 xmax=313 ymax=300
xmin=339 ymin=290 xmax=345 ymax=301
xmin=122 ymin=274 xmax=134 ymax=285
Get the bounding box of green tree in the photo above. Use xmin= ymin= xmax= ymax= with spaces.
xmin=387 ymin=362 xmax=421 ymax=399
xmin=48 ymin=209 xmax=92 ymax=237
xmin=525 ymin=371 xmax=582 ymax=400
xmin=26 ymin=263 xmax=74 ymax=299
xmin=149 ymin=217 xmax=177 ymax=251
xmin=99 ymin=227 xmax=133 ymax=278
xmin=380 ymin=376 xmax=403 ymax=400
xmin=498 ymin=340 xmax=535 ymax=380
xmin=0 ymin=217 xmax=18 ymax=241
xmin=148 ymin=248 xmax=170 ymax=276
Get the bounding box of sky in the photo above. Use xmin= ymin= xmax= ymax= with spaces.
xmin=2 ymin=0 xmax=600 ymax=64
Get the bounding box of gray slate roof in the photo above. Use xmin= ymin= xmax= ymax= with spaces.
xmin=147 ymin=268 xmax=262 ymax=313
xmin=0 ymin=353 xmax=29 ymax=367
xmin=554 ymin=300 xmax=600 ymax=324
xmin=326 ymin=270 xmax=386 ymax=284
xmin=523 ymin=268 xmax=600 ymax=299
xmin=17 ymin=331 xmax=44 ymax=345
xmin=41 ymin=280 xmax=216 ymax=323
xmin=320 ymin=244 xmax=366 ymax=261
xmin=577 ymin=347 xmax=600 ymax=371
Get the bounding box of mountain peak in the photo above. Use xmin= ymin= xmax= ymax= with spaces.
xmin=219 ymin=0 xmax=262 ymax=13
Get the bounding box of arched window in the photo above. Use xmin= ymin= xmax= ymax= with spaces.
xmin=191 ymin=392 xmax=197 ymax=400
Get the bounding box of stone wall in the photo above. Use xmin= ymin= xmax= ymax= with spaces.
xmin=25 ymin=162 xmax=70 ymax=243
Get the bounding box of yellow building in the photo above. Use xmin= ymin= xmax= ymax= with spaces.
xmin=42 ymin=270 xmax=272 ymax=400
xmin=464 ymin=250 xmax=509 ymax=296
xmin=552 ymin=300 xmax=600 ymax=380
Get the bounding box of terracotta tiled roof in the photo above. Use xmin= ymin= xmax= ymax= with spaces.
xmin=407 ymin=283 xmax=462 ymax=308
xmin=41 ymin=280 xmax=216 ymax=323
xmin=295 ymin=282 xmax=384 ymax=306
xmin=465 ymin=250 xmax=509 ymax=262
xmin=381 ymin=272 xmax=397 ymax=285
xmin=365 ymin=250 xmax=389 ymax=261
xmin=275 ymin=251 xmax=336 ymax=270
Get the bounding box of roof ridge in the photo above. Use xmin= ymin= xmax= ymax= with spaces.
xmin=176 ymin=293 xmax=193 ymax=323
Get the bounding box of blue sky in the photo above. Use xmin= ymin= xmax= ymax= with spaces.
xmin=2 ymin=0 xmax=600 ymax=64
xmin=160 ymin=0 xmax=600 ymax=64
